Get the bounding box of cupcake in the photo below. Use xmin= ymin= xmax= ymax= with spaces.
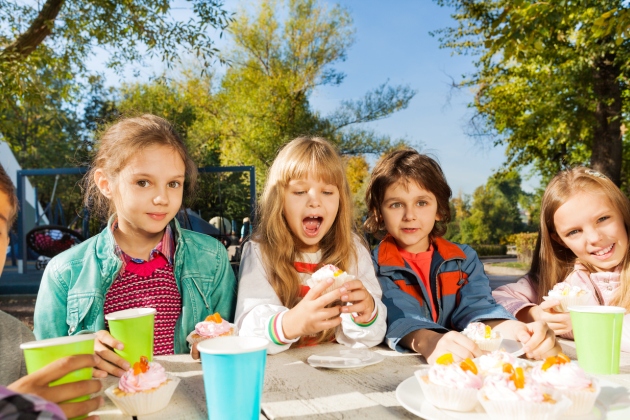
xmin=105 ymin=356 xmax=180 ymax=416
xmin=462 ymin=322 xmax=502 ymax=351
xmin=307 ymin=264 xmax=355 ymax=294
xmin=186 ymin=312 xmax=235 ymax=346
xmin=531 ymin=353 xmax=600 ymax=416
xmin=414 ymin=353 xmax=483 ymax=412
xmin=475 ymin=350 xmax=531 ymax=375
xmin=542 ymin=282 xmax=590 ymax=312
xmin=478 ymin=362 xmax=571 ymax=420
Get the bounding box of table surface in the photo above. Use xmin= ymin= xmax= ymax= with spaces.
xmin=93 ymin=339 xmax=630 ymax=419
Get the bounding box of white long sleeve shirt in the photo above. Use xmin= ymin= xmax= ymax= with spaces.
xmin=235 ymin=238 xmax=387 ymax=354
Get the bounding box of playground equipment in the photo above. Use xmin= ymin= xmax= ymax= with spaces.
xmin=26 ymin=225 xmax=85 ymax=270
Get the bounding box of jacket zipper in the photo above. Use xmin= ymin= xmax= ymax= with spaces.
xmin=191 ymin=277 xmax=210 ymax=309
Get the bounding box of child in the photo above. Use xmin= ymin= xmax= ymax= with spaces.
xmin=493 ymin=167 xmax=630 ymax=351
xmin=365 ymin=148 xmax=558 ymax=364
xmin=33 ymin=115 xmax=237 ymax=376
xmin=235 ymin=137 xmax=386 ymax=354
xmin=0 ymin=163 xmax=103 ymax=419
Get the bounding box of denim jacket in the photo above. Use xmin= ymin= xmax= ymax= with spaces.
xmin=33 ymin=217 xmax=237 ymax=354
xmin=373 ymin=235 xmax=514 ymax=352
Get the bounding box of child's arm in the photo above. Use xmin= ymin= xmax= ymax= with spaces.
xmin=401 ymin=330 xmax=482 ymax=364
xmin=492 ymin=275 xmax=539 ymax=319
xmin=235 ymin=242 xmax=342 ymax=354
xmin=486 ymin=319 xmax=560 ymax=359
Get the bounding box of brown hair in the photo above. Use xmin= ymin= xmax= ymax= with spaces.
xmin=83 ymin=114 xmax=198 ymax=220
xmin=0 ymin=164 xmax=18 ymax=226
xmin=539 ymin=167 xmax=630 ymax=312
xmin=254 ymin=136 xmax=359 ymax=345
xmin=364 ymin=148 xmax=451 ymax=239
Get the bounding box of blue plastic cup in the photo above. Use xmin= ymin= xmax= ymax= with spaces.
xmin=198 ymin=336 xmax=268 ymax=420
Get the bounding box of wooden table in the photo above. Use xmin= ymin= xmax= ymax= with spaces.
xmin=93 ymin=339 xmax=630 ymax=419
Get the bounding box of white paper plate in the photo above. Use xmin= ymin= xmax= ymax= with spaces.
xmin=499 ymin=338 xmax=524 ymax=357
xmin=396 ymin=375 xmax=629 ymax=420
xmin=307 ymin=348 xmax=385 ymax=369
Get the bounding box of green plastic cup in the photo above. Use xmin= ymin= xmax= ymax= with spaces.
xmin=569 ymin=305 xmax=625 ymax=374
xmin=20 ymin=334 xmax=96 ymax=402
xmin=105 ymin=307 xmax=156 ymax=365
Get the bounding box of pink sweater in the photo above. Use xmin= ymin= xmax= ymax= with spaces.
xmin=492 ymin=264 xmax=630 ymax=352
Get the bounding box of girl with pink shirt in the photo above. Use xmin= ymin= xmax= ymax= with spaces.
xmin=493 ymin=167 xmax=630 ymax=351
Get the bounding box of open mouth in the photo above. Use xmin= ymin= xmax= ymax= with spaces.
xmin=303 ymin=216 xmax=322 ymax=237
xmin=592 ymin=243 xmax=614 ymax=259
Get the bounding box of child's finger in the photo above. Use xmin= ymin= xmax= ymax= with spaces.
xmin=538 ymin=299 xmax=560 ymax=311
xmin=95 ymin=330 xmax=124 ymax=351
xmin=316 ymin=315 xmax=343 ymax=331
xmin=341 ymin=279 xmax=364 ymax=291
xmin=29 ymin=354 xmax=98 ymax=385
xmin=41 ymin=379 xmax=102 ymax=404
xmin=304 ymin=278 xmax=334 ymax=300
xmin=340 ymin=288 xmax=368 ymax=304
xmin=59 ymin=396 xmax=104 ymax=420
xmin=94 ymin=351 xmax=127 ymax=377
xmin=451 ymin=333 xmax=483 ymax=358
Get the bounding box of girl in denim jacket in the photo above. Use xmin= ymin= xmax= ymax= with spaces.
xmin=34 ymin=115 xmax=236 ymax=376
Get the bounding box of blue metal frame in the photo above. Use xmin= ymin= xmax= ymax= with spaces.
xmin=16 ymin=165 xmax=256 ymax=274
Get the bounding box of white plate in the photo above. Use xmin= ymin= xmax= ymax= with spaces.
xmin=396 ymin=376 xmax=630 ymax=420
xmin=499 ymin=338 xmax=524 ymax=357
xmin=307 ymin=348 xmax=385 ymax=369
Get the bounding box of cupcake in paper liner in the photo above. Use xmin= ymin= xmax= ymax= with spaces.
xmin=531 ymin=353 xmax=600 ymax=416
xmin=186 ymin=312 xmax=235 ymax=346
xmin=478 ymin=363 xmax=571 ymax=420
xmin=542 ymin=282 xmax=591 ymax=312
xmin=105 ymin=357 xmax=180 ymax=416
xmin=461 ymin=322 xmax=502 ymax=351
xmin=414 ymin=353 xmax=483 ymax=412
xmin=307 ymin=264 xmax=355 ymax=294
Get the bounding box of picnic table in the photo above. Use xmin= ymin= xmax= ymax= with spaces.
xmin=93 ymin=339 xmax=630 ymax=419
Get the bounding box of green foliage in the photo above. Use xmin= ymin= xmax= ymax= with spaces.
xmin=505 ymin=232 xmax=538 ymax=264
xmin=469 ymin=244 xmax=507 ymax=257
xmin=434 ymin=0 xmax=630 ymax=186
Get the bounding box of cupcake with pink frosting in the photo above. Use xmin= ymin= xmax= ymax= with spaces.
xmin=531 ymin=353 xmax=600 ymax=416
xmin=186 ymin=312 xmax=235 ymax=346
xmin=542 ymin=282 xmax=590 ymax=312
xmin=478 ymin=362 xmax=571 ymax=420
xmin=415 ymin=353 xmax=483 ymax=412
xmin=462 ymin=322 xmax=503 ymax=351
xmin=307 ymin=264 xmax=355 ymax=294
xmin=105 ymin=356 xmax=180 ymax=416
xmin=474 ymin=350 xmax=530 ymax=375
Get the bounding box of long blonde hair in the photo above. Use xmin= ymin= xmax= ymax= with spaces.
xmin=254 ymin=136 xmax=358 ymax=344
xmin=539 ymin=167 xmax=630 ymax=312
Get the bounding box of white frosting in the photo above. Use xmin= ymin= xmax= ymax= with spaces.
xmin=482 ymin=373 xmax=547 ymax=403
xmin=427 ymin=363 xmax=483 ymax=390
xmin=461 ymin=322 xmax=499 ymax=341
xmin=475 ymin=351 xmax=519 ymax=374
xmin=531 ymin=362 xmax=592 ymax=390
xmin=547 ymin=282 xmax=587 ymax=298
xmin=310 ymin=264 xmax=353 ymax=282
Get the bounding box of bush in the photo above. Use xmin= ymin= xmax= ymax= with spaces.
xmin=505 ymin=232 xmax=538 ymax=264
xmin=469 ymin=244 xmax=507 ymax=256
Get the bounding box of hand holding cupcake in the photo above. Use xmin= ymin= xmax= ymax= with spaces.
xmin=542 ymin=282 xmax=590 ymax=312
xmin=307 ymin=264 xmax=355 ymax=294
xmin=461 ymin=322 xmax=502 ymax=352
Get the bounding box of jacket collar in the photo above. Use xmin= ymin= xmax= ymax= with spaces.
xmin=376 ymin=234 xmax=466 ymax=268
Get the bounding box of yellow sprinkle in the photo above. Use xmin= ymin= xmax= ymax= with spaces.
xmin=334 ymin=269 xmax=343 ymax=277
xmin=484 ymin=325 xmax=492 ymax=339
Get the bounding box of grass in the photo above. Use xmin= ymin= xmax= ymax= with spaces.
xmin=490 ymin=261 xmax=530 ymax=270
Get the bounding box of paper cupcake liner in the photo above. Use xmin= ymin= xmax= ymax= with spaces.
xmin=105 ymin=375 xmax=181 ymax=416
xmin=478 ymin=389 xmax=572 ymax=420
xmin=186 ymin=328 xmax=235 ymax=346
xmin=414 ymin=369 xmax=480 ymax=412
xmin=557 ymin=378 xmax=600 ymax=416
xmin=543 ymin=294 xmax=590 ymax=313
xmin=474 ymin=335 xmax=503 ymax=352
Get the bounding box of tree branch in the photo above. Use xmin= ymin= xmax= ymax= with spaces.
xmin=1 ymin=0 xmax=65 ymax=63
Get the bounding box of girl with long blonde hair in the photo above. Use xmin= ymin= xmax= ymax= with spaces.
xmin=235 ymin=137 xmax=386 ymax=354
xmin=494 ymin=167 xmax=630 ymax=351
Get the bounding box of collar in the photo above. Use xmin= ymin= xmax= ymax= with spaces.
xmin=111 ymin=220 xmax=175 ymax=269
xmin=377 ymin=234 xmax=466 ymax=267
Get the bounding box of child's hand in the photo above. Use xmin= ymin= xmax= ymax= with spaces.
xmin=282 ymin=278 xmax=343 ymax=340
xmin=339 ymin=279 xmax=375 ymax=323
xmin=493 ymin=320 xmax=560 ymax=360
xmin=537 ymin=300 xmax=573 ymax=335
xmin=407 ymin=330 xmax=482 ymax=365
xmin=8 ymin=354 xmax=104 ymax=419
xmin=94 ymin=329 xmax=131 ymax=377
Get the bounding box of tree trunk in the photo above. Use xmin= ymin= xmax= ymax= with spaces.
xmin=0 ymin=0 xmax=65 ymax=63
xmin=591 ymin=53 xmax=623 ymax=186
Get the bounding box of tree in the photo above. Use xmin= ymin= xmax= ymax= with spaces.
xmin=435 ymin=1 xmax=630 ymax=186
xmin=214 ymin=0 xmax=415 ymax=187
xmin=459 ymin=171 xmax=528 ymax=244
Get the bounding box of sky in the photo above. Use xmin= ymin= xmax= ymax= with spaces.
xmin=99 ymin=0 xmax=538 ymax=196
